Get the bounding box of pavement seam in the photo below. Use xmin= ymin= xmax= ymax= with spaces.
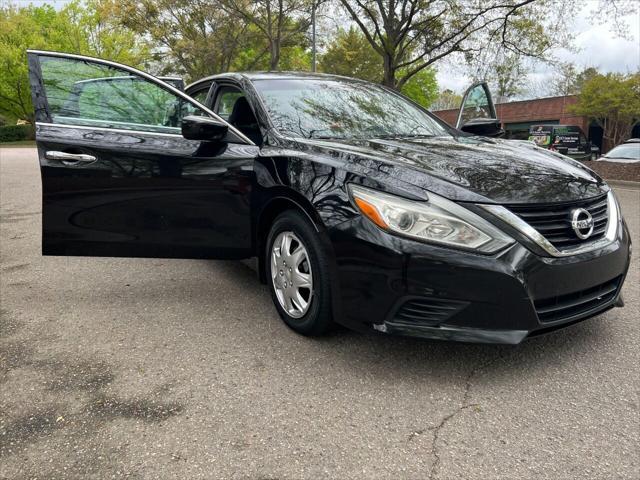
xmin=426 ymin=349 xmax=506 ymax=480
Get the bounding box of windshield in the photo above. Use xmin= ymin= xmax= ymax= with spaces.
xmin=604 ymin=143 xmax=640 ymax=160
xmin=253 ymin=78 xmax=448 ymax=140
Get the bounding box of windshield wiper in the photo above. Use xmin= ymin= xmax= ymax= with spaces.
xmin=307 ymin=129 xmax=340 ymax=139
xmin=397 ymin=134 xmax=437 ymax=139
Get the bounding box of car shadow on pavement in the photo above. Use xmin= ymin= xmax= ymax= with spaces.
xmin=211 ymin=258 xmax=616 ymax=382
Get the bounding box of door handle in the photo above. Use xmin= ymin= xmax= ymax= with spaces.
xmin=45 ymin=151 xmax=97 ymax=164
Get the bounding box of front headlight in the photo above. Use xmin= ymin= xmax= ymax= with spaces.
xmin=349 ymin=184 xmax=514 ymax=254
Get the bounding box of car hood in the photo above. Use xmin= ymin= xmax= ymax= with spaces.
xmin=292 ymin=135 xmax=608 ymax=204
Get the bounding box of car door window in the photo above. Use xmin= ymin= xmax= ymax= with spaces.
xmin=190 ymin=87 xmax=210 ymax=106
xmin=459 ymin=84 xmax=494 ymax=125
xmin=38 ymin=55 xmax=207 ymax=134
xmin=215 ymin=87 xmax=244 ymax=120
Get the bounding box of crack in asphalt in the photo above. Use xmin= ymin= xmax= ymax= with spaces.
xmin=425 ymin=349 xmax=507 ymax=480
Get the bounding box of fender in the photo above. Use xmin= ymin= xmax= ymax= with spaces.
xmin=253 ymin=186 xmax=346 ymax=327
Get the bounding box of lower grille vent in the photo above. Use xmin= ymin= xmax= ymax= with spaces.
xmin=534 ymin=276 xmax=621 ymax=324
xmin=392 ymin=297 xmax=469 ymax=326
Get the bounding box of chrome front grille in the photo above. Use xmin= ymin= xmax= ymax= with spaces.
xmin=504 ymin=194 xmax=609 ymax=250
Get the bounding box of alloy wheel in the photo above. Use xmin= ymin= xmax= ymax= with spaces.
xmin=270 ymin=231 xmax=313 ymax=318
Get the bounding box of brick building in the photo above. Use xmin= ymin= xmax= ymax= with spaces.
xmin=432 ymin=95 xmax=639 ymax=152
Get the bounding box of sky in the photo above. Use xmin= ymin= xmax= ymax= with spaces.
xmin=436 ymin=1 xmax=640 ymax=94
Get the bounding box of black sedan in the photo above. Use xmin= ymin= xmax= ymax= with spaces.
xmin=26 ymin=50 xmax=631 ymax=344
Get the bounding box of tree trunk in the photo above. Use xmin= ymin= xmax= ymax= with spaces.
xmin=269 ymin=40 xmax=280 ymax=71
xmin=382 ymin=53 xmax=397 ymax=89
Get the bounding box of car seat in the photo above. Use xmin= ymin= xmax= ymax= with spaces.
xmin=228 ymin=97 xmax=262 ymax=145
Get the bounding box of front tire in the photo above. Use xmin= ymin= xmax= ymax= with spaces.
xmin=266 ymin=210 xmax=334 ymax=335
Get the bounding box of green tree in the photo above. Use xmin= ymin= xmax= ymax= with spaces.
xmin=279 ymin=45 xmax=312 ymax=71
xmin=574 ymin=67 xmax=599 ymax=92
xmin=0 ymin=1 xmax=149 ymax=123
xmin=62 ymin=0 xmax=150 ymax=66
xmin=109 ymin=0 xmax=311 ymax=78
xmin=221 ymin=0 xmax=316 ymax=70
xmin=319 ymin=26 xmax=381 ymax=82
xmin=398 ymin=67 xmax=438 ymax=108
xmin=431 ymin=89 xmax=463 ymax=111
xmin=570 ymin=72 xmax=640 ymax=151
xmin=467 ymin=49 xmax=529 ymax=103
xmin=320 ymin=27 xmax=437 ymax=107
xmin=552 ymin=64 xmax=602 ymax=96
xmin=107 ymin=0 xmax=253 ymax=80
xmin=0 ymin=5 xmax=67 ymax=122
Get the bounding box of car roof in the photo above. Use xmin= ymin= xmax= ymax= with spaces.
xmin=624 ymin=138 xmax=640 ymax=143
xmin=185 ymin=71 xmax=370 ymax=91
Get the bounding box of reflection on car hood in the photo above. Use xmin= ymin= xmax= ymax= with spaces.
xmin=294 ymin=135 xmax=608 ymax=204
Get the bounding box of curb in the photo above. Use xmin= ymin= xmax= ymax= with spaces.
xmin=606 ymin=179 xmax=640 ymax=190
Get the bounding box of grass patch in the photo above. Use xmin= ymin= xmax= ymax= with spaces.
xmin=0 ymin=140 xmax=36 ymax=148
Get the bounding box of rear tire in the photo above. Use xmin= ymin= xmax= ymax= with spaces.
xmin=266 ymin=210 xmax=334 ymax=335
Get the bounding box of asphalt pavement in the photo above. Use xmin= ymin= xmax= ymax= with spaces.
xmin=1 ymin=146 xmax=638 ymax=479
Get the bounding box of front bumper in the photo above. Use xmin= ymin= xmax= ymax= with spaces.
xmin=328 ymin=216 xmax=631 ymax=344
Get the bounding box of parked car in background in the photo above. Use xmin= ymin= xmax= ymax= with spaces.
xmin=527 ymin=124 xmax=599 ymax=161
xmin=599 ymin=141 xmax=640 ymax=163
xmin=26 ymin=50 xmax=631 ymax=344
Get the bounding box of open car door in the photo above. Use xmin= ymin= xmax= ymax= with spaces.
xmin=455 ymin=82 xmax=504 ymax=138
xmin=27 ymin=50 xmax=257 ymax=259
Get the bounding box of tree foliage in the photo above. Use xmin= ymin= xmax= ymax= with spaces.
xmin=430 ymin=89 xmax=463 ymax=111
xmin=0 ymin=1 xmax=149 ymax=122
xmin=551 ymin=64 xmax=600 ymax=96
xmin=399 ymin=67 xmax=438 ymax=107
xmin=319 ymin=26 xmax=381 ymax=82
xmin=221 ymin=0 xmax=317 ymax=70
xmin=570 ymin=72 xmax=640 ymax=150
xmin=337 ymin=0 xmax=572 ymax=91
xmin=0 ymin=0 xmax=636 ymax=123
xmin=105 ymin=0 xmax=252 ymax=80
xmin=319 ymin=26 xmax=437 ymax=107
xmin=107 ymin=0 xmax=314 ymax=80
xmin=465 ymin=46 xmax=530 ymax=103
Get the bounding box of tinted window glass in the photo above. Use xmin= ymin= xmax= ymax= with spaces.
xmin=191 ymin=88 xmax=210 ymax=106
xmin=253 ymin=79 xmax=447 ymax=139
xmin=460 ymin=85 xmax=494 ymax=125
xmin=605 ymin=143 xmax=640 ymax=160
xmin=39 ymin=56 xmax=206 ymax=134
xmin=216 ymin=87 xmax=244 ymax=120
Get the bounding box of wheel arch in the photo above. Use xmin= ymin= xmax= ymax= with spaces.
xmin=254 ymin=190 xmax=325 ymax=284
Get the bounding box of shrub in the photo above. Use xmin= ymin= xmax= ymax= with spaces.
xmin=0 ymin=124 xmax=35 ymax=142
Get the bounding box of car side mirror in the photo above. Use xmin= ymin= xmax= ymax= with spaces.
xmin=182 ymin=115 xmax=228 ymax=142
xmin=460 ymin=118 xmax=504 ymax=138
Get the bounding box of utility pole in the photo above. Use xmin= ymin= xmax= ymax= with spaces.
xmin=311 ymin=2 xmax=316 ymax=72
